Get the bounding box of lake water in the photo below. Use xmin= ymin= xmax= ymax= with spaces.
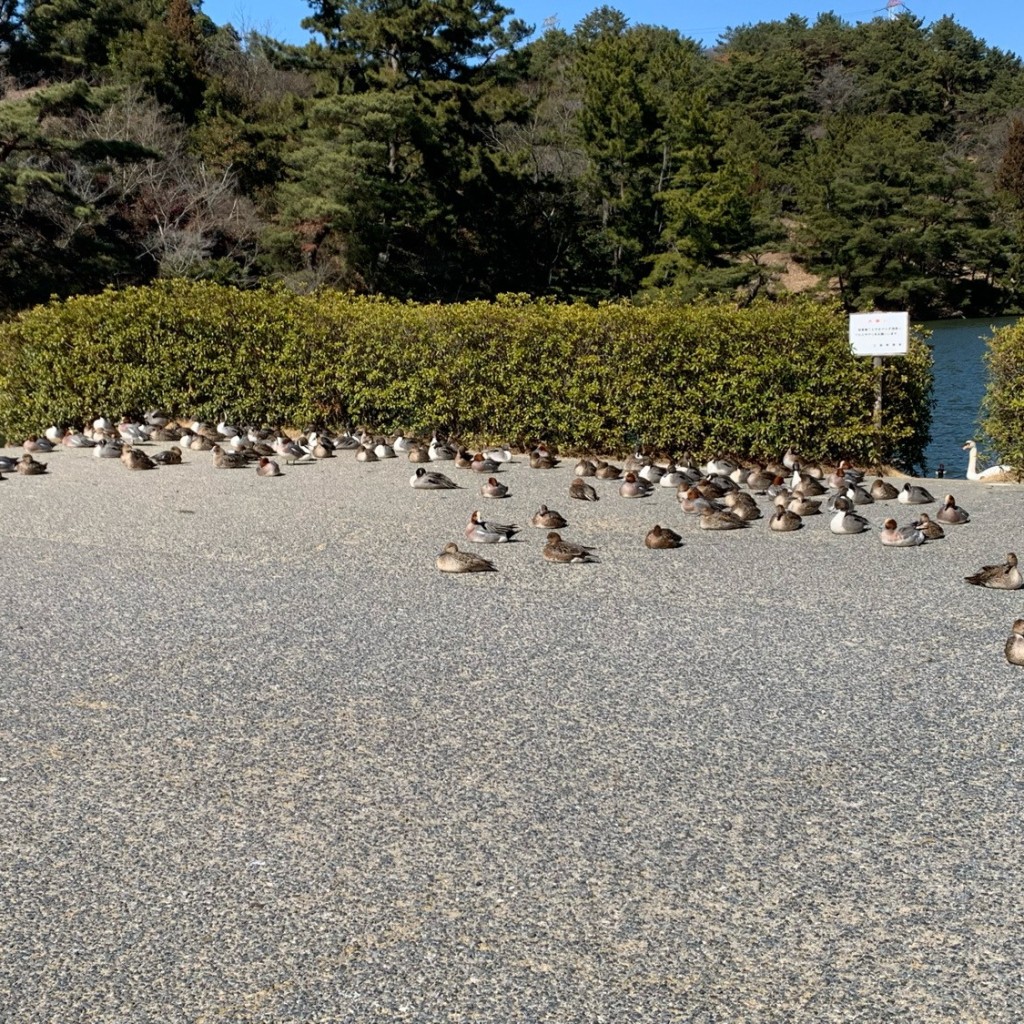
xmin=922 ymin=317 xmax=1019 ymax=479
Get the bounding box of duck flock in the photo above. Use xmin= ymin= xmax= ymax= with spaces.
xmin=6 ymin=413 xmax=1024 ymax=663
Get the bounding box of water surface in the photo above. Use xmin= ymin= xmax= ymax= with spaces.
xmin=922 ymin=317 xmax=1019 ymax=479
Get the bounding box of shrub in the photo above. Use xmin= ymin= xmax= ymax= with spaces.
xmin=0 ymin=281 xmax=932 ymax=465
xmin=981 ymin=320 xmax=1024 ymax=469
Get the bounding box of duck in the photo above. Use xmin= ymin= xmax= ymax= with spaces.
xmin=638 ymin=463 xmax=665 ymax=484
xmin=374 ymin=440 xmax=396 ymax=459
xmin=594 ymin=460 xmax=622 ymax=480
xmin=699 ymin=508 xmax=747 ymax=531
xmin=790 ymin=467 xmax=826 ymax=496
xmin=93 ymin=439 xmax=122 ymax=459
xmin=16 ymin=453 xmax=47 ymax=475
xmin=428 ymin=435 xmax=456 ymax=461
xmin=724 ymin=491 xmax=762 ymax=518
xmin=569 ymin=478 xmax=599 ymax=502
xmin=880 ymin=518 xmax=924 ymax=547
xmin=121 ymin=445 xmax=156 ymax=470
xmin=829 ymin=496 xmax=869 ymax=535
xmin=679 ymin=487 xmax=722 ymax=515
xmin=392 ymin=434 xmax=413 ymax=454
xmin=965 ymin=553 xmax=1023 ymax=590
xmin=0 ymin=456 xmax=17 ymax=473
xmin=897 ymin=482 xmax=935 ymax=505
xmin=212 ymin=444 xmax=247 ymax=469
xmin=355 ymin=445 xmax=379 ymax=463
xmin=963 ymin=440 xmax=1015 ymax=482
xmin=411 ymin=467 xmax=459 ymax=490
xmin=574 ymin=459 xmax=597 ymax=477
xmin=436 ymin=542 xmax=497 ymax=574
xmin=935 ymin=494 xmax=970 ymax=525
xmin=480 ymin=477 xmax=509 ymax=499
xmin=1005 ymin=619 xmax=1024 ymax=665
xmin=529 ymin=445 xmax=559 ymax=469
xmin=470 ymin=452 xmax=500 ymax=474
xmin=24 ymin=435 xmax=55 ymax=453
xmin=407 ymin=445 xmax=431 ymax=463
xmin=746 ymin=466 xmax=775 ymax=491
xmin=150 ymin=446 xmax=183 ymax=466
xmin=911 ymin=513 xmax=945 ymax=540
xmin=62 ymin=430 xmax=95 ymax=448
xmin=454 ymin=449 xmax=474 ymax=470
xmin=256 ymin=457 xmax=282 ymax=477
xmin=870 ymin=478 xmax=899 ymax=500
xmin=769 ymin=508 xmax=803 ymax=532
xmin=465 ymin=510 xmax=518 ymax=544
xmin=645 ymin=524 xmax=683 ymax=549
xmin=531 ymin=505 xmax=568 ymax=530
xmin=189 ymin=434 xmax=214 ymax=452
xmin=619 ymin=472 xmax=653 ymax=498
xmin=787 ymin=495 xmax=821 ymax=516
xmin=483 ymin=446 xmax=513 ymax=464
xmin=543 ymin=532 xmax=598 ymax=563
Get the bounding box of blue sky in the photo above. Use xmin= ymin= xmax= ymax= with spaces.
xmin=200 ymin=0 xmax=1024 ymax=59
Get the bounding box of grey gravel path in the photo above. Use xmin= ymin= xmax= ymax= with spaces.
xmin=1 ymin=446 xmax=1022 ymax=1023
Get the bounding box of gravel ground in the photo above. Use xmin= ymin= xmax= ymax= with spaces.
xmin=1 ymin=445 xmax=1023 ymax=1023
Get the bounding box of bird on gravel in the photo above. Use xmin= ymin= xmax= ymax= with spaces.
xmin=897 ymin=482 xmax=935 ymax=505
xmin=410 ymin=467 xmax=459 ymax=490
xmin=531 ymin=505 xmax=568 ymax=529
xmin=256 ymin=457 xmax=282 ymax=477
xmin=936 ymin=494 xmax=970 ymax=525
xmin=480 ymin=477 xmax=509 ymax=499
xmin=436 ymin=543 xmax=497 ymax=573
xmin=543 ymin=532 xmax=598 ymax=563
xmin=645 ymin=525 xmax=683 ymax=549
xmin=911 ymin=513 xmax=945 ymax=540
xmin=569 ymin=478 xmax=598 ymax=501
xmin=465 ymin=510 xmax=518 ymax=543
xmin=965 ymin=553 xmax=1023 ymax=590
xmin=879 ymin=518 xmax=925 ymax=547
xmin=1005 ymin=619 xmax=1024 ymax=665
xmin=16 ymin=453 xmax=47 ymax=475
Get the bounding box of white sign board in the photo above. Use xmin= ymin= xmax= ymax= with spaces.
xmin=849 ymin=311 xmax=909 ymax=356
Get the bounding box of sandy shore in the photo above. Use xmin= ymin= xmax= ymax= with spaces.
xmin=1 ymin=444 xmax=1022 ymax=1022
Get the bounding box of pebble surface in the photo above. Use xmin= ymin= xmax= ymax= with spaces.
xmin=2 ymin=447 xmax=1023 ymax=1022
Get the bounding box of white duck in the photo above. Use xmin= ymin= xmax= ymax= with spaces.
xmin=963 ymin=440 xmax=1015 ymax=482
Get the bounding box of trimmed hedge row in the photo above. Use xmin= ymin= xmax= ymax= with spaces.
xmin=982 ymin=319 xmax=1024 ymax=469
xmin=0 ymin=281 xmax=932 ymax=465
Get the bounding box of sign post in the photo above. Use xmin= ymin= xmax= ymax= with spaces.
xmin=849 ymin=312 xmax=909 ymax=429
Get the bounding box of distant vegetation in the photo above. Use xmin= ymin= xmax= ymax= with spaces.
xmin=1 ymin=2 xmax=1023 ymax=319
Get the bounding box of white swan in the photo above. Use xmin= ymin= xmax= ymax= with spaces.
xmin=963 ymin=440 xmax=1016 ymax=482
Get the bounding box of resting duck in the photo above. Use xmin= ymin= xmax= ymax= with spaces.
xmin=594 ymin=460 xmax=622 ymax=480
xmin=574 ymin=459 xmax=597 ymax=477
xmin=212 ymin=444 xmax=247 ymax=469
xmin=897 ymin=482 xmax=935 ymax=505
xmin=121 ymin=445 xmax=156 ymax=470
xmin=619 ymin=472 xmax=653 ymax=498
xmin=470 ymin=452 xmax=500 ymax=473
xmin=569 ymin=478 xmax=599 ymax=502
xmin=531 ymin=505 xmax=568 ymax=530
xmin=465 ymin=510 xmax=518 ymax=544
xmin=699 ymin=508 xmax=747 ymax=531
xmin=17 ymin=453 xmax=47 ymax=475
xmin=645 ymin=524 xmax=683 ymax=549
xmin=256 ymin=457 xmax=282 ymax=477
xmin=1005 ymin=619 xmax=1024 ymax=665
xmin=480 ymin=477 xmax=509 ymax=499
xmin=880 ymin=518 xmax=924 ymax=547
xmin=963 ymin=440 xmax=1015 ymax=482
xmin=935 ymin=494 xmax=970 ymax=525
xmin=411 ymin=467 xmax=459 ymax=490
xmin=870 ymin=478 xmax=899 ymax=500
xmin=543 ymin=532 xmax=598 ymax=563
xmin=436 ymin=542 xmax=497 ymax=574
xmin=965 ymin=553 xmax=1023 ymax=590
xmin=829 ymin=496 xmax=869 ymax=534
xmin=769 ymin=508 xmax=803 ymax=532
xmin=911 ymin=513 xmax=945 ymax=539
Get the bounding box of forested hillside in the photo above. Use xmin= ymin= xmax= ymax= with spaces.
xmin=2 ymin=0 xmax=1023 ymax=318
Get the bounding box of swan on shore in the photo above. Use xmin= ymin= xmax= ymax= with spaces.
xmin=963 ymin=440 xmax=1016 ymax=482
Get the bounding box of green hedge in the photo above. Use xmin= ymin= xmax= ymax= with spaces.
xmin=0 ymin=281 xmax=932 ymax=465
xmin=982 ymin=319 xmax=1024 ymax=469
